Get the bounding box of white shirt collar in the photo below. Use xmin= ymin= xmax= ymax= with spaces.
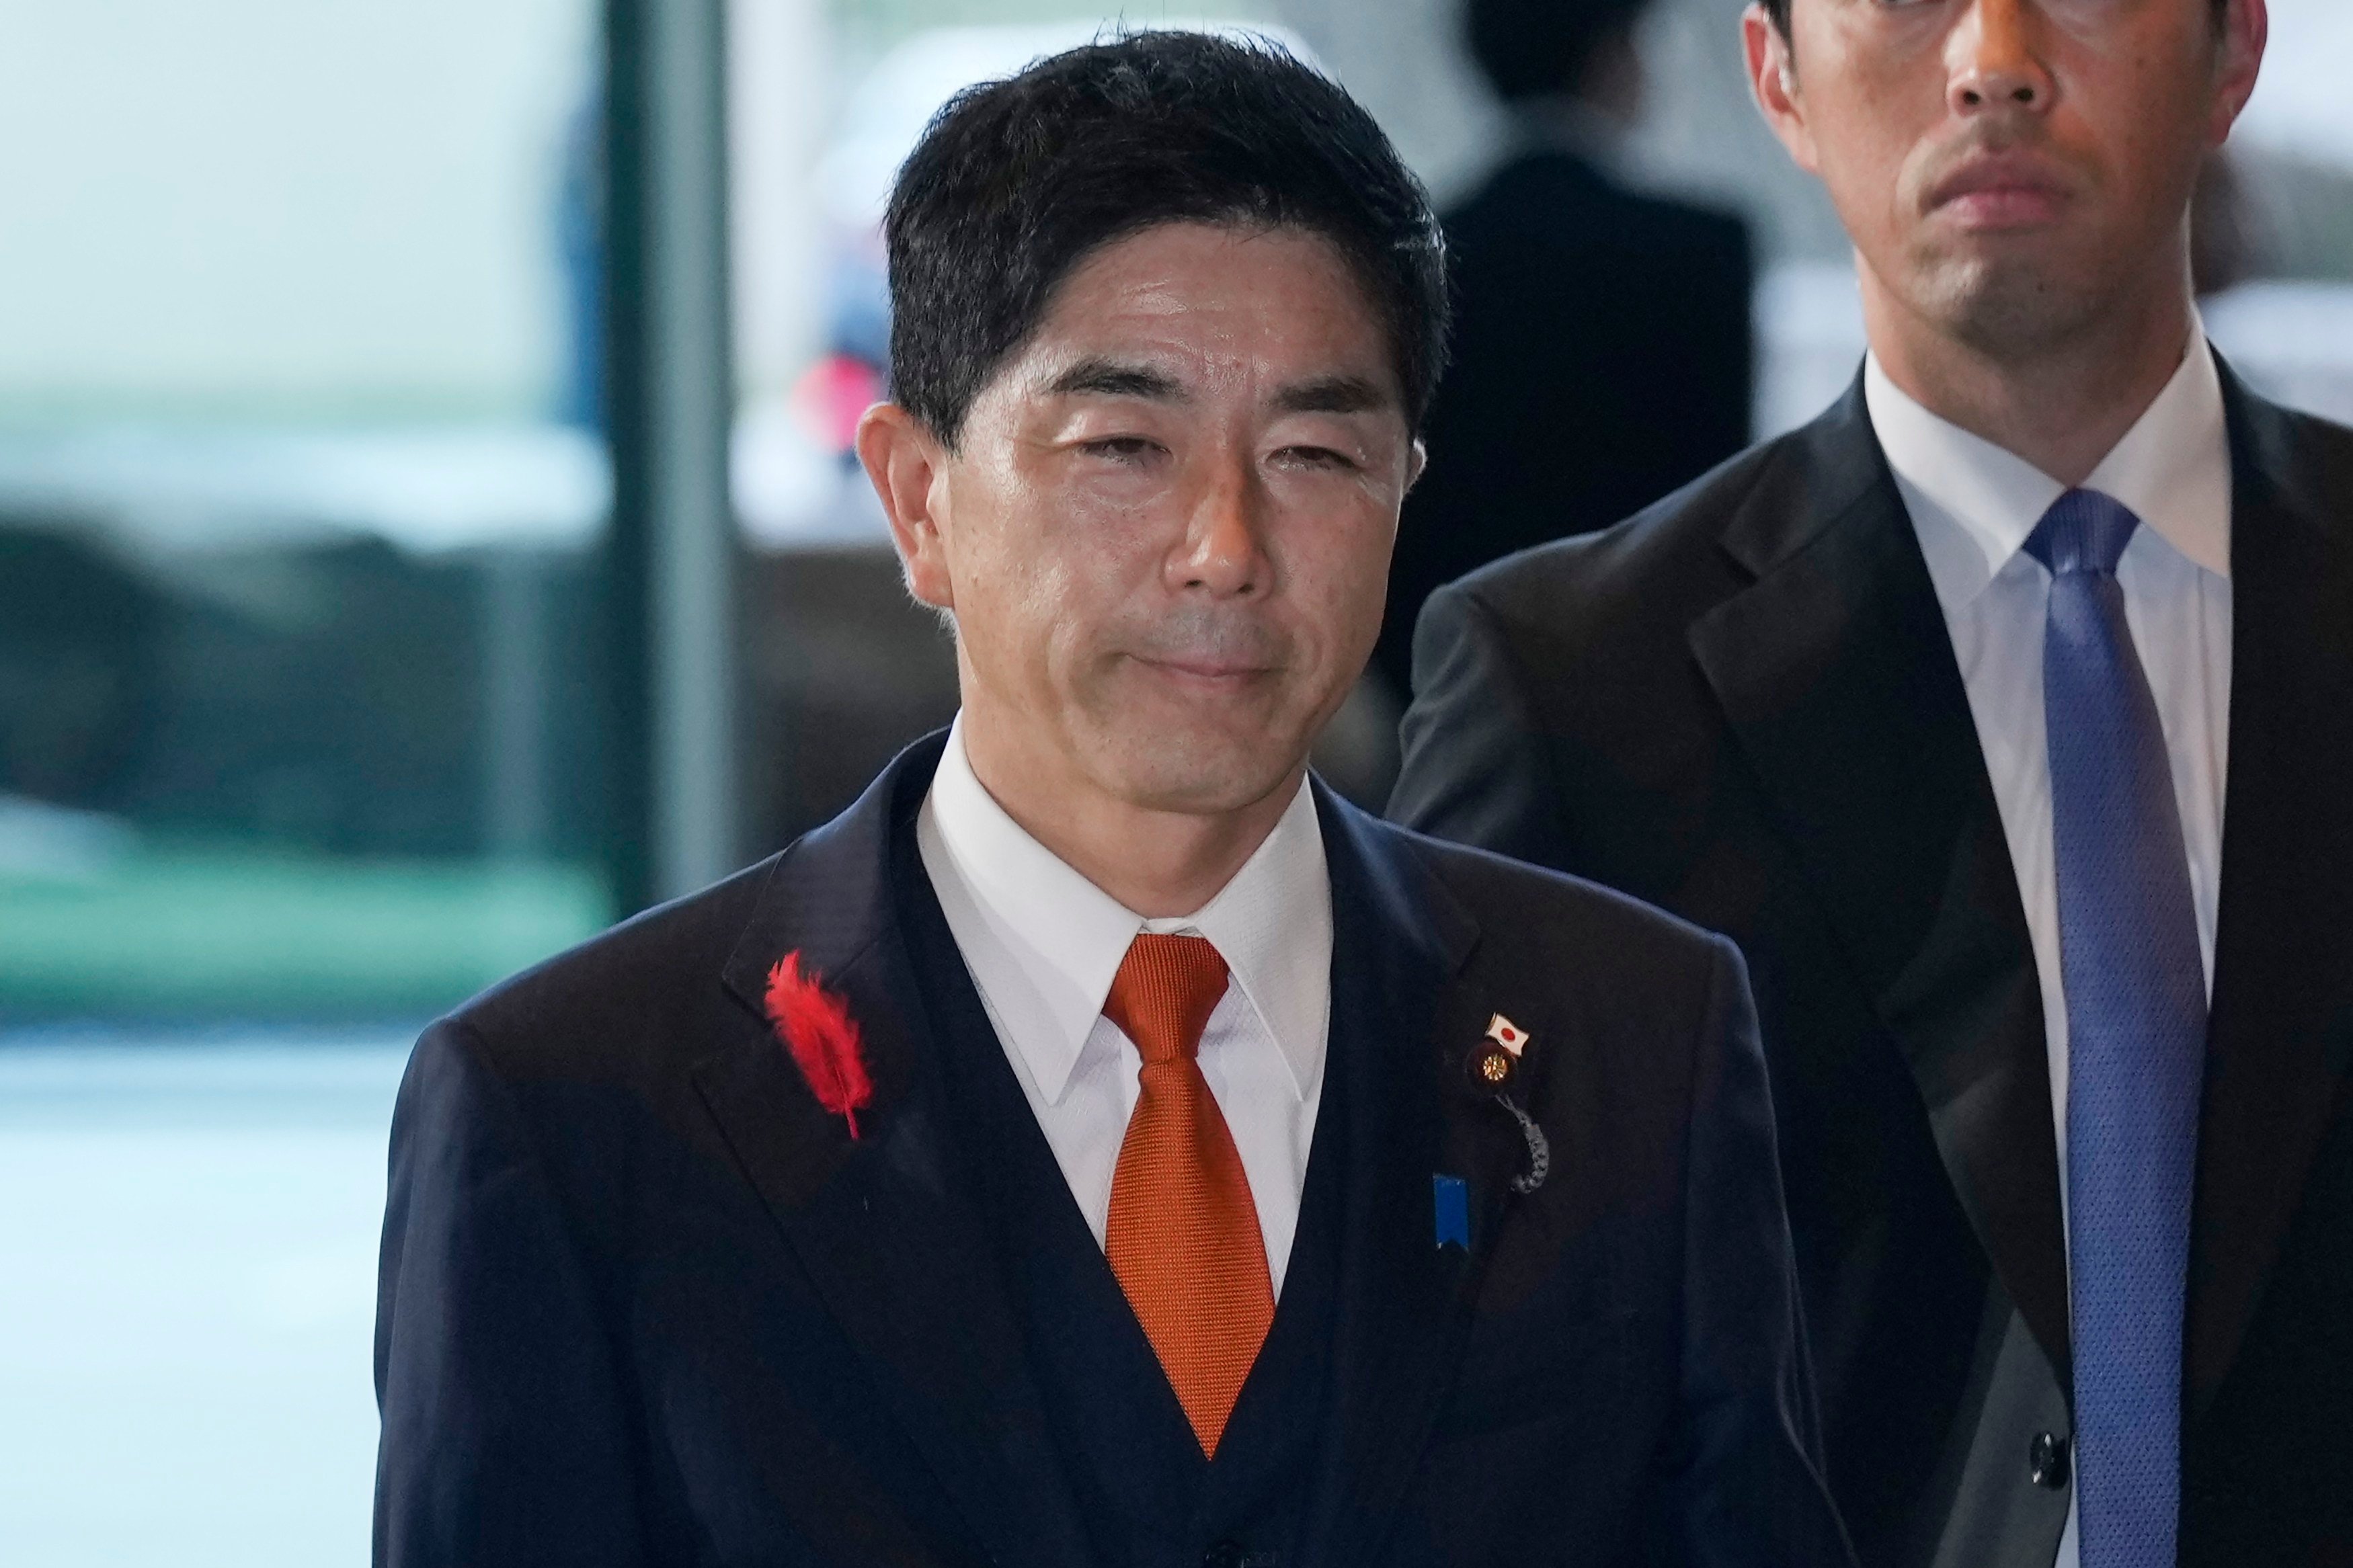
xmin=1864 ymin=325 xmax=2232 ymax=610
xmin=918 ymin=716 xmax=1331 ymax=1106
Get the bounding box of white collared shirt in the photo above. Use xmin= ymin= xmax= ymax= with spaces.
xmin=914 ymin=718 xmax=1334 ymax=1296
xmin=1866 ymin=335 xmax=2233 ymax=1568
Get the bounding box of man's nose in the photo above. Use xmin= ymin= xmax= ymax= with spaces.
xmin=1172 ymin=460 xmax=1268 ymax=597
xmin=1948 ymin=0 xmax=2055 ymax=118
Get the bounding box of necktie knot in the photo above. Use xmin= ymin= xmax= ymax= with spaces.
xmin=1103 ymin=932 xmax=1230 ymax=1066
xmin=2026 ymin=488 xmax=2141 ymax=578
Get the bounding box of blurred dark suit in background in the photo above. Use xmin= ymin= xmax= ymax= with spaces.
xmin=1374 ymin=0 xmax=1752 ymax=702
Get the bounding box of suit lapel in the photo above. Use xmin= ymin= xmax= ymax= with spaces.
xmin=691 ymin=737 xmax=1094 ymax=1568
xmin=2186 ymin=371 xmax=2353 ymax=1412
xmin=1685 ymin=384 xmax=2073 ymax=1386
xmin=1293 ymin=792 xmax=1528 ymax=1564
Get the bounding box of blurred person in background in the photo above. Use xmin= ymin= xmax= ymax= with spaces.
xmin=1395 ymin=0 xmax=2353 ymax=1564
xmin=1371 ymin=0 xmax=1754 ymax=701
xmin=374 ymin=32 xmax=1849 ymax=1567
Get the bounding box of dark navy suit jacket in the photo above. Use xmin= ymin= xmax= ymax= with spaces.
xmin=374 ymin=735 xmax=1851 ymax=1566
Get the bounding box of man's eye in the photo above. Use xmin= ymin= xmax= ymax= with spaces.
xmin=1081 ymin=436 xmax=1159 ymax=462
xmin=1275 ymin=445 xmax=1357 ymax=470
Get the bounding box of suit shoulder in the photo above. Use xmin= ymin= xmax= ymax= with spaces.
xmin=1447 ymin=155 xmax=1743 ymax=257
xmin=1382 ymin=817 xmax=1732 ymax=979
xmin=1438 ymin=427 xmax=1802 ymax=639
xmin=439 ymin=853 xmax=782 ymax=1081
xmin=2276 ymin=400 xmax=2353 ymax=520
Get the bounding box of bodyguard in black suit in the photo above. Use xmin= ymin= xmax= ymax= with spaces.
xmin=1394 ymin=2 xmax=2349 ymax=1565
xmin=1396 ymin=364 xmax=2353 ymax=1567
xmin=1372 ymin=0 xmax=1753 ymax=700
xmin=374 ymin=34 xmax=1846 ymax=1568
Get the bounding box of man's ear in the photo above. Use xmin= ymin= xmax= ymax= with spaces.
xmin=855 ymin=402 xmax=957 ymax=612
xmin=1743 ymin=3 xmax=1819 ymax=177
xmin=2208 ymin=0 xmax=2268 ymax=149
xmin=1404 ymin=436 xmax=1428 ymax=496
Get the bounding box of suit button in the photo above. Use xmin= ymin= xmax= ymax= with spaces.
xmin=1201 ymin=1542 xmax=1245 ymax=1568
xmin=2030 ymin=1432 xmax=2071 ymax=1490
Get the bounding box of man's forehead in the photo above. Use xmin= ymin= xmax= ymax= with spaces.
xmin=1039 ymin=222 xmax=1384 ymax=337
xmin=971 ymin=220 xmax=1408 ymax=419
xmin=1031 ymin=351 xmax=1398 ymax=414
xmin=1060 ymin=216 xmax=1362 ymax=292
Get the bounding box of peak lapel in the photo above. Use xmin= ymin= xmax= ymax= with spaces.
xmin=2187 ymin=373 xmax=2353 ymax=1412
xmin=693 ymin=737 xmax=1093 ymax=1568
xmin=1685 ymin=387 xmax=2073 ymax=1385
xmin=1293 ymin=794 xmax=1523 ymax=1565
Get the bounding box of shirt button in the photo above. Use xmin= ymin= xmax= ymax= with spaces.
xmin=2029 ymin=1431 xmax=2071 ymax=1490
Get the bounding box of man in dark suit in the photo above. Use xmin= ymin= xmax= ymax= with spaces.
xmin=373 ymin=33 xmax=1846 ymax=1568
xmin=1371 ymin=0 xmax=1753 ymax=700
xmin=1394 ymin=1 xmax=2352 ymax=1565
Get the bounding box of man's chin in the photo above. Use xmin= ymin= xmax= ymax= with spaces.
xmin=1915 ymin=251 xmax=2106 ymax=358
xmin=1090 ymin=730 xmax=1309 ymax=820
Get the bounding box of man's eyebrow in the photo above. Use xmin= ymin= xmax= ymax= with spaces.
xmin=1044 ymin=358 xmax=1187 ymax=401
xmin=1272 ymin=374 xmax=1393 ymax=416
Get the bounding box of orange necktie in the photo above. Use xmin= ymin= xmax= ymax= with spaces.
xmin=1101 ymin=932 xmax=1275 ymax=1457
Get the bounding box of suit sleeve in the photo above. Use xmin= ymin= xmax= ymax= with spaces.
xmin=374 ymin=1021 xmax=647 ymax=1568
xmin=1387 ymin=580 xmax=1577 ymax=872
xmin=1667 ymin=940 xmax=1853 ymax=1568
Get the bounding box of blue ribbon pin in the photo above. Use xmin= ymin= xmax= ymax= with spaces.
xmin=1433 ymin=1173 xmax=1471 ymax=1251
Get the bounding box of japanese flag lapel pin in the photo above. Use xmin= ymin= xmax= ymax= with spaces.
xmin=1468 ymin=1012 xmax=1529 ymax=1090
xmin=1466 ymin=1012 xmax=1549 ymax=1196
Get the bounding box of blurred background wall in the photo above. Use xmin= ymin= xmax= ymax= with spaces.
xmin=2 ymin=1 xmax=2348 ymax=1561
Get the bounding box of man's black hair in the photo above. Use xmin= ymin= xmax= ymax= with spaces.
xmin=883 ymin=30 xmax=1449 ymax=446
xmin=1466 ymin=0 xmax=1650 ymax=103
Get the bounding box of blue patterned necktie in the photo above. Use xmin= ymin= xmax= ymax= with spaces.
xmin=2028 ymin=489 xmax=2206 ymax=1568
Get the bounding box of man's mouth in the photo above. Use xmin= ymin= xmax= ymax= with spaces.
xmin=1131 ymin=654 xmax=1275 ymax=685
xmin=1926 ymin=153 xmax=2073 ymax=231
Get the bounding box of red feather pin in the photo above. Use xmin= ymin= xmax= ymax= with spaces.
xmin=764 ymin=951 xmax=875 ymax=1139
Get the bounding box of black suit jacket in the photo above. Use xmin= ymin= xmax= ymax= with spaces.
xmin=1374 ymin=147 xmax=1753 ymax=698
xmin=1390 ymin=364 xmax=2353 ymax=1567
xmin=374 ymin=733 xmax=1850 ymax=1567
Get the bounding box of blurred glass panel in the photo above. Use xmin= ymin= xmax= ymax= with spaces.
xmin=0 ymin=1035 xmax=406 ymax=1565
xmin=0 ymin=3 xmax=602 ymax=1554
xmin=0 ymin=1 xmax=610 ymax=1024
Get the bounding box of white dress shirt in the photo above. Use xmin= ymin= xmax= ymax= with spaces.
xmin=914 ymin=717 xmax=1333 ymax=1296
xmin=1866 ymin=335 xmax=2233 ymax=1568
